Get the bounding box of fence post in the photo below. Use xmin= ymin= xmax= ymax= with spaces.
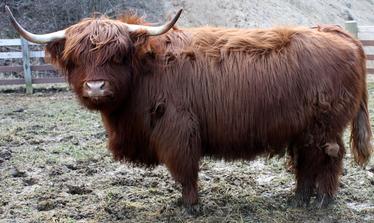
xmin=21 ymin=38 xmax=32 ymax=94
xmin=345 ymin=20 xmax=358 ymax=38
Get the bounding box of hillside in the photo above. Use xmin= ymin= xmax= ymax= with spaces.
xmin=167 ymin=0 xmax=374 ymax=27
xmin=1 ymin=0 xmax=374 ymax=38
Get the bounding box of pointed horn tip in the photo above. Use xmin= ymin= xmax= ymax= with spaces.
xmin=5 ymin=5 xmax=17 ymax=24
xmin=166 ymin=9 xmax=183 ymax=28
xmin=5 ymin=5 xmax=12 ymax=16
xmin=157 ymin=9 xmax=182 ymax=35
xmin=174 ymin=9 xmax=183 ymax=21
xmin=4 ymin=5 xmax=66 ymax=44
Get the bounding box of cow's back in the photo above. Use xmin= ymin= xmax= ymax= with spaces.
xmin=130 ymin=26 xmax=365 ymax=161
xmin=159 ymin=27 xmax=364 ymax=159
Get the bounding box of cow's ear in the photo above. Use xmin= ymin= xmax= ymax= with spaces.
xmin=45 ymin=39 xmax=67 ymax=69
xmin=129 ymin=30 xmax=157 ymax=61
xmin=130 ymin=30 xmax=149 ymax=48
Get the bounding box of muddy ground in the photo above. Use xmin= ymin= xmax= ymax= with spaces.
xmin=0 ymin=84 xmax=373 ymax=223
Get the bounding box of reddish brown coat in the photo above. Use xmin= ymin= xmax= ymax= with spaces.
xmin=45 ymin=16 xmax=372 ymax=207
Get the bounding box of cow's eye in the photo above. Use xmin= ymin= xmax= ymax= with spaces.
xmin=66 ymin=58 xmax=80 ymax=68
xmin=111 ymin=56 xmax=125 ymax=65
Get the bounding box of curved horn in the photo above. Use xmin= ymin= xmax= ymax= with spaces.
xmin=5 ymin=5 xmax=65 ymax=44
xmin=126 ymin=9 xmax=183 ymax=36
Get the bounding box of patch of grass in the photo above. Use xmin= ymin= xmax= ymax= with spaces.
xmin=0 ymin=87 xmax=373 ymax=222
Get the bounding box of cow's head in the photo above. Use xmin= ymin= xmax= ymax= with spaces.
xmin=6 ymin=6 xmax=181 ymax=111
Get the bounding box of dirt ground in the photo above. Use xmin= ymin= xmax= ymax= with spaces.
xmin=0 ymin=84 xmax=373 ymax=223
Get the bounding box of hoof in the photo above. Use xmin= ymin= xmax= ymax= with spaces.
xmin=184 ymin=203 xmax=202 ymax=216
xmin=175 ymin=197 xmax=201 ymax=215
xmin=175 ymin=197 xmax=184 ymax=207
xmin=288 ymin=194 xmax=311 ymax=208
xmin=315 ymin=194 xmax=334 ymax=208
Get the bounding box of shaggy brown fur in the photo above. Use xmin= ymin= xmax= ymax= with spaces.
xmin=45 ymin=14 xmax=372 ymax=209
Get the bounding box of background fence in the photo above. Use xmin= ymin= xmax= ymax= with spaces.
xmin=0 ymin=38 xmax=63 ymax=94
xmin=0 ymin=21 xmax=373 ymax=94
xmin=345 ymin=21 xmax=374 ymax=75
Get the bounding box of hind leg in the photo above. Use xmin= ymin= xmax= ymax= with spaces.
xmin=289 ymin=138 xmax=318 ymax=207
xmin=290 ymin=132 xmax=345 ymax=208
xmin=314 ymin=135 xmax=345 ymax=208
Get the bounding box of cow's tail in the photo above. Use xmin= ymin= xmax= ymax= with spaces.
xmin=312 ymin=25 xmax=372 ymax=165
xmin=350 ymin=67 xmax=372 ymax=166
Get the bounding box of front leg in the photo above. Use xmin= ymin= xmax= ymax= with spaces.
xmin=149 ymin=105 xmax=201 ymax=208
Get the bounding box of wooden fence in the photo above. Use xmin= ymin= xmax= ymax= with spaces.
xmin=345 ymin=21 xmax=374 ymax=75
xmin=0 ymin=38 xmax=63 ymax=94
xmin=0 ymin=21 xmax=373 ymax=94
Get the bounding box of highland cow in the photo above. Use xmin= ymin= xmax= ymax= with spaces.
xmin=6 ymin=6 xmax=372 ymax=210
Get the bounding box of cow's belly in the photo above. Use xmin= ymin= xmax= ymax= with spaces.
xmin=199 ymin=107 xmax=302 ymax=160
